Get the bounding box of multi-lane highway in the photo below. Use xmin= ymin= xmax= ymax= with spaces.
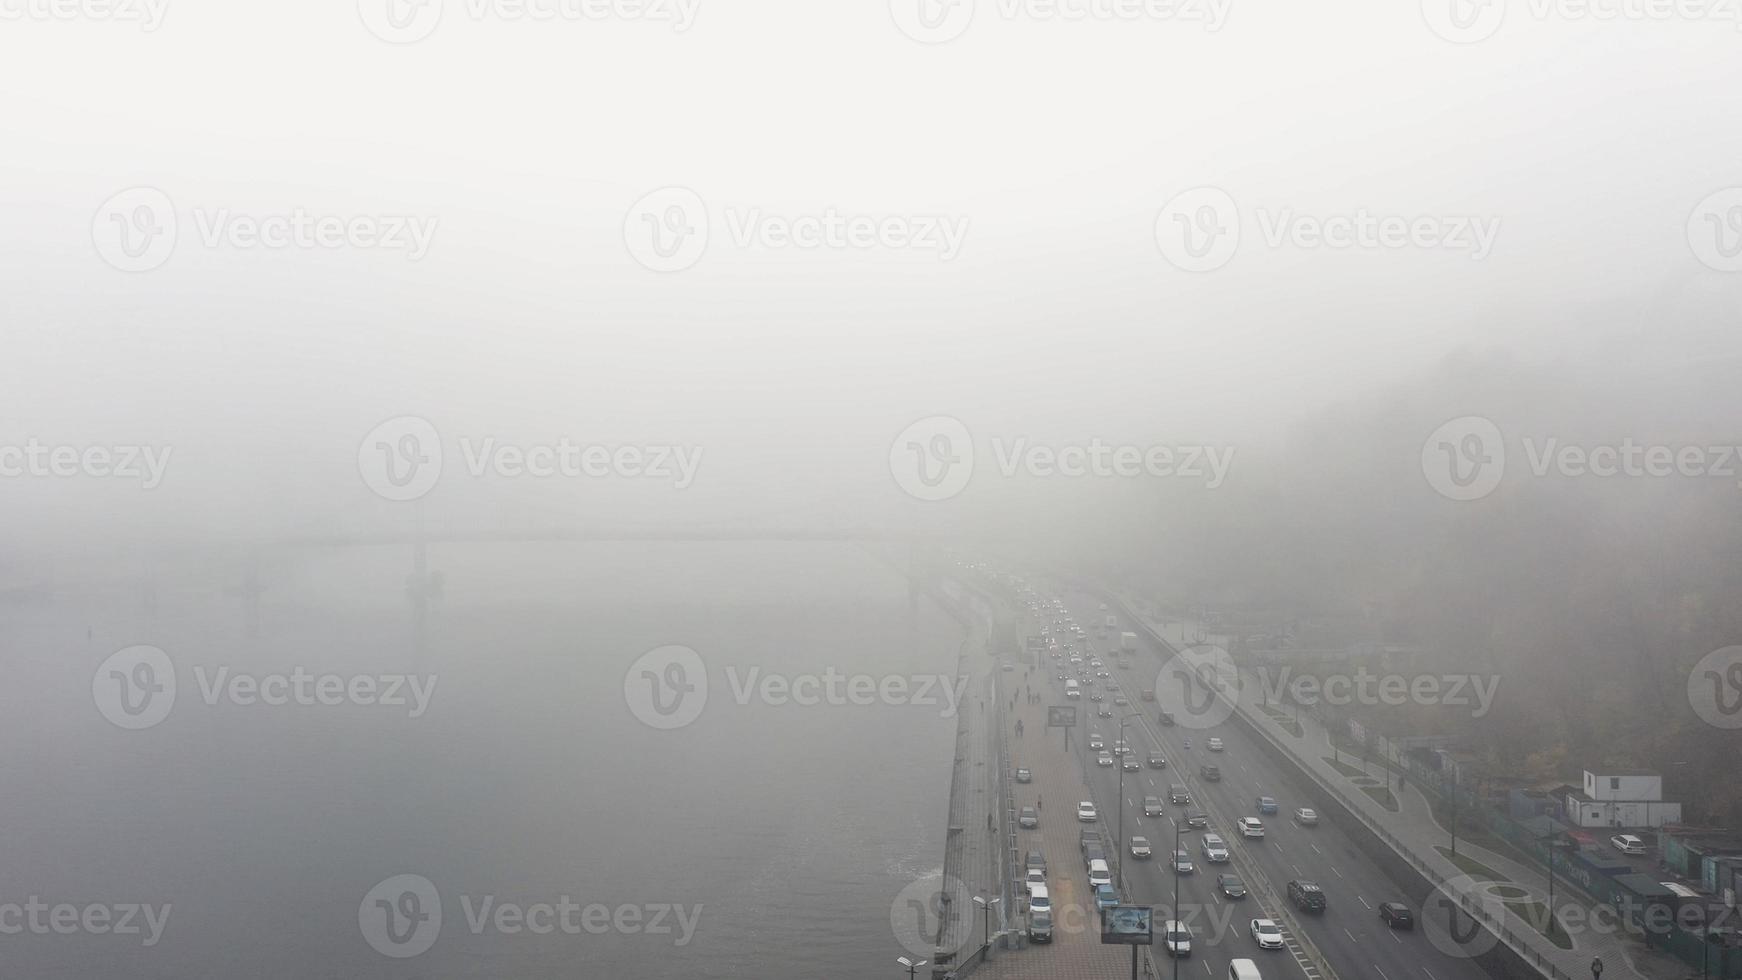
xmin=1020 ymin=590 xmax=1501 ymax=980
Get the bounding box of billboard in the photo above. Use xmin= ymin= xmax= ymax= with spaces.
xmin=1047 ymin=705 xmax=1078 ymax=729
xmin=1101 ymin=904 xmax=1153 ymax=945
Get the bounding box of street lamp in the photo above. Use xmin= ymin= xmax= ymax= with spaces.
xmin=972 ymin=895 xmax=1000 ymax=959
xmin=1117 ymin=712 xmax=1142 ymax=892
xmin=898 ymin=955 xmax=927 ymax=980
xmin=1541 ymin=833 xmax=1569 ymax=937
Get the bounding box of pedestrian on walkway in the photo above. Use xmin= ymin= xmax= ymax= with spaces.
xmin=1037 ymin=796 xmax=1042 ymax=811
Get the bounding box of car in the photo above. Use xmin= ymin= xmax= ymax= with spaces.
xmin=1172 ymin=850 xmax=1196 ymax=875
xmin=1070 ymin=655 xmax=1083 ymax=665
xmin=1379 ymin=901 xmax=1414 ymax=929
xmin=1256 ymin=796 xmax=1279 ymax=814
xmin=1115 ymin=695 xmax=1129 ymax=706
xmin=1118 ymin=659 xmax=1131 ymax=670
xmin=1090 ymin=658 xmax=1103 ymax=668
xmin=1098 ymin=753 xmax=1115 ymax=767
xmin=1159 ymin=711 xmax=1175 ymax=726
xmin=1055 ymin=671 xmax=1067 ymax=681
xmin=1141 ymin=689 xmax=1155 ymax=701
xmin=1237 ymin=817 xmax=1265 ymax=838
xmin=1098 ymin=706 xmax=1114 ymax=718
xmin=1201 ymin=833 xmax=1230 ymax=863
xmin=1080 ymin=829 xmax=1102 ymax=853
xmin=1088 ymin=858 xmax=1112 ymax=888
xmin=1001 ymin=662 xmax=1015 ymax=671
xmin=1147 ymin=753 xmax=1167 ymax=769
xmin=1143 ymin=795 xmax=1164 ymax=816
xmin=1026 ymin=867 xmax=1045 ymax=887
xmin=1250 ymin=918 xmax=1285 ymax=949
xmin=1207 ymin=737 xmax=1224 ymax=751
xmin=1090 ymin=692 xmax=1105 ymax=702
xmin=1131 ymin=836 xmax=1152 ymax=858
xmin=1200 ymin=764 xmax=1222 ymax=781
xmin=1026 ymin=849 xmax=1047 ymax=874
xmin=1078 ymin=801 xmax=1098 ymax=822
xmin=1028 ymin=908 xmax=1054 ymax=943
xmin=1096 ymin=670 xmax=1111 ymax=679
xmin=1112 ymin=741 xmax=1130 ymax=755
xmin=1019 ymin=806 xmax=1039 ymax=828
xmin=1293 ymin=808 xmax=1318 ymax=827
xmin=1123 ymin=756 xmax=1141 ymax=771
xmin=1094 ymin=883 xmax=1119 ymax=912
xmin=1015 ymin=768 xmax=1032 ymax=783
xmin=1170 ymin=785 xmax=1193 ymax=805
xmin=1164 ymin=918 xmax=1193 ymax=957
xmin=1186 ymin=811 xmax=1209 ymax=828
xmin=1217 ymin=873 xmax=1248 ymax=899
xmin=1029 ymin=883 xmax=1052 ymax=913
xmin=1083 ymin=843 xmax=1107 ymax=867
xmin=1612 ymin=834 xmax=1647 ymax=856
xmin=1089 ymin=735 xmax=1104 ymax=750
xmin=1287 ymin=879 xmax=1326 ymax=913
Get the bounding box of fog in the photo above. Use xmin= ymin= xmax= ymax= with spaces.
xmin=4 ymin=1 xmax=1742 ymax=978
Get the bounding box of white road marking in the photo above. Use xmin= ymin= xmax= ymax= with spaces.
xmin=1310 ymin=843 xmax=1321 ymax=854
xmin=1345 ymin=928 xmax=1358 ymax=943
xmin=1423 ymin=967 xmax=1438 ymax=980
xmin=1357 ymin=895 xmax=1371 ymax=910
xmin=1374 ymin=966 xmax=1391 ymax=980
xmin=1390 ymin=929 xmax=1402 ymax=944
xmin=1331 ymin=866 xmax=1343 ymax=878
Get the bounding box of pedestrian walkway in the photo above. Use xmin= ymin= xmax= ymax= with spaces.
xmin=1116 ymin=599 xmax=1682 ymax=980
xmin=981 ymin=659 xmax=1162 ymax=980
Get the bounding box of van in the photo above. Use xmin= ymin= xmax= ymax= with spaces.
xmin=1065 ymin=679 xmax=1081 ymax=698
xmin=1088 ymin=859 xmax=1112 ymax=888
xmin=1028 ymin=883 xmax=1051 ymax=913
xmin=1229 ymin=958 xmax=1262 ymax=980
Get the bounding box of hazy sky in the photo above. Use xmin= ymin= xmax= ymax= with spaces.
xmin=4 ymin=0 xmax=1742 ymax=547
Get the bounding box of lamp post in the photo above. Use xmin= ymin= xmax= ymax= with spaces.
xmin=898 ymin=955 xmax=928 ymax=980
xmin=972 ymin=895 xmax=1000 ymax=959
xmin=1542 ymin=834 xmax=1566 ymax=937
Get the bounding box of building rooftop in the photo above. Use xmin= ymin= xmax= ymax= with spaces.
xmin=1586 ymin=768 xmax=1662 ymax=777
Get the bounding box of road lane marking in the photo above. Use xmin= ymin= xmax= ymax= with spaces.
xmin=1310 ymin=843 xmax=1321 ymax=854
xmin=1423 ymin=968 xmax=1437 ymax=980
xmin=1344 ymin=928 xmax=1358 ymax=943
xmin=1357 ymin=895 xmax=1371 ymax=910
xmin=1330 ymin=866 xmax=1343 ymax=878
xmin=1390 ymin=929 xmax=1402 ymax=944
xmin=1374 ymin=966 xmax=1391 ymax=980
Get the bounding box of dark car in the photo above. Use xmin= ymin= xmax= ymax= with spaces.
xmin=1159 ymin=711 xmax=1175 ymax=726
xmin=1288 ymin=880 xmax=1327 ymax=913
xmin=1186 ymin=811 xmax=1209 ymax=828
xmin=1084 ymin=843 xmax=1107 ymax=868
xmin=1147 ymin=753 xmax=1167 ymax=769
xmin=1217 ymin=873 xmax=1247 ymax=899
xmin=1200 ymin=764 xmax=1221 ymax=781
xmin=1026 ymin=849 xmax=1047 ymax=874
xmin=1169 ymin=785 xmax=1192 ymax=805
xmin=1015 ymin=768 xmax=1032 ymax=783
xmin=1080 ymin=829 xmax=1102 ymax=853
xmin=1379 ymin=902 xmax=1414 ymax=929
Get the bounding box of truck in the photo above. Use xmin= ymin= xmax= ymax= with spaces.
xmin=1121 ymin=631 xmax=1137 ymax=652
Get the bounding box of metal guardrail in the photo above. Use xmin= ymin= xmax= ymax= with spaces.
xmin=1106 ymin=593 xmax=1576 ymax=980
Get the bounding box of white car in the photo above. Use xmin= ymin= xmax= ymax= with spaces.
xmin=1098 ymin=752 xmax=1116 ymax=767
xmin=1250 ymin=918 xmax=1285 ymax=949
xmin=1131 ymin=836 xmax=1152 ymax=858
xmin=1029 ymin=883 xmax=1051 ymax=913
xmin=1164 ymin=919 xmax=1192 ymax=957
xmin=1207 ymin=737 xmax=1224 ymax=751
xmin=1237 ymin=817 xmax=1265 ymax=838
xmin=1089 ymin=735 xmax=1105 ymax=750
xmin=1201 ymin=833 xmax=1230 ymax=862
xmin=1078 ymin=801 xmax=1098 ymax=822
xmin=1026 ymin=868 xmax=1045 ymax=887
xmin=1088 ymin=858 xmax=1112 ymax=888
xmin=1612 ymin=834 xmax=1647 ymax=855
xmin=1293 ymin=807 xmax=1319 ymax=827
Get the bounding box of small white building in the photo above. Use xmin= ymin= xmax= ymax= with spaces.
xmin=1565 ymin=769 xmax=1682 ymax=829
